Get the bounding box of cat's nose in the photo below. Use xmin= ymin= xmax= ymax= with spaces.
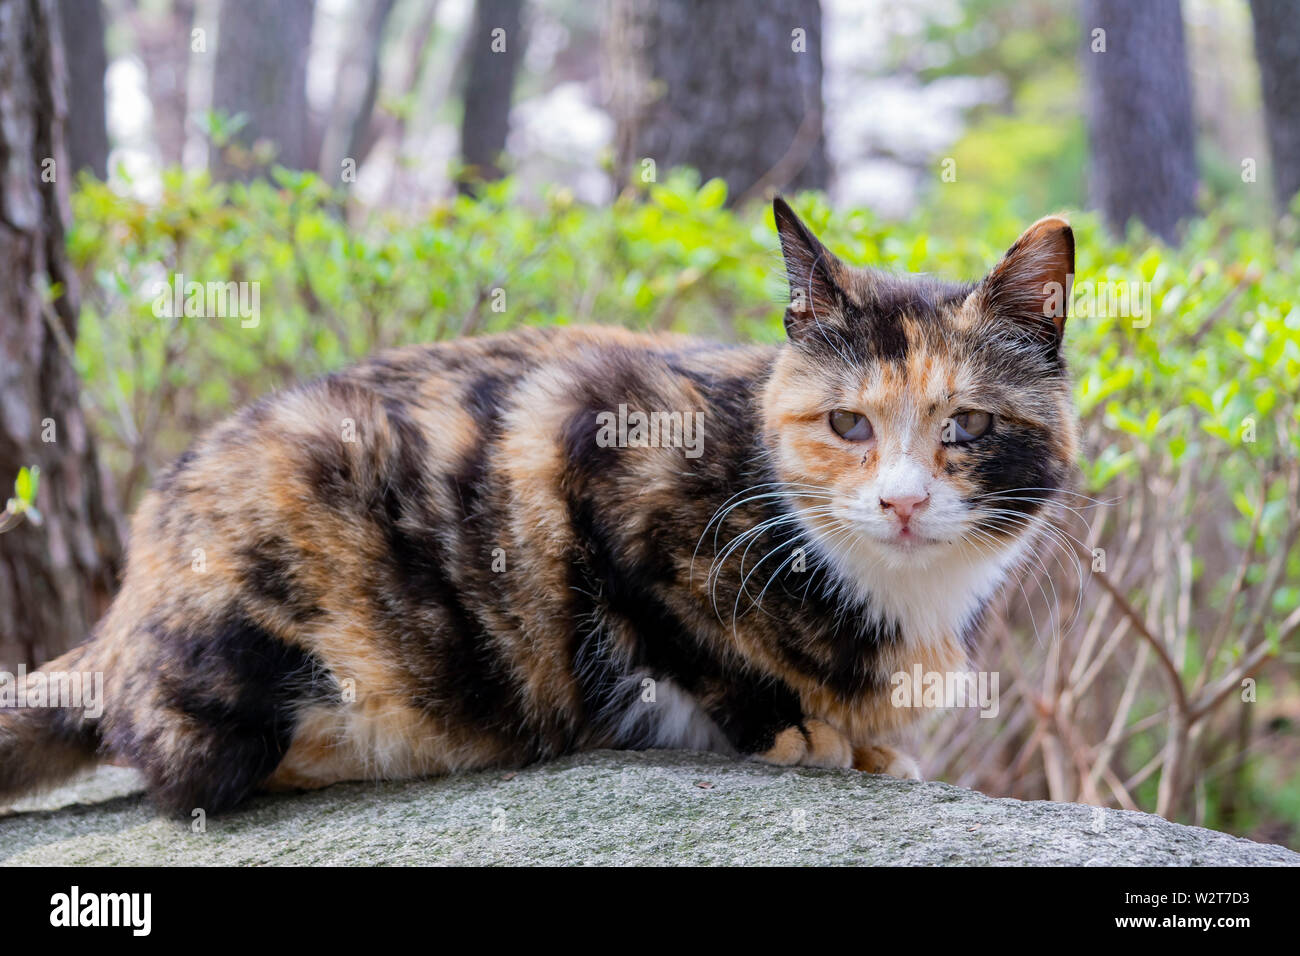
xmin=879 ymin=492 xmax=930 ymax=521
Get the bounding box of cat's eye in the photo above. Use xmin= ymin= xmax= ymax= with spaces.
xmin=829 ymin=409 xmax=874 ymax=442
xmin=945 ymin=410 xmax=993 ymax=444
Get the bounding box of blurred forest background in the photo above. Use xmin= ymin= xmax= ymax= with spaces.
xmin=1 ymin=0 xmax=1298 ymax=847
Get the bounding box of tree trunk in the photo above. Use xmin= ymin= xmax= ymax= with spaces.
xmin=609 ymin=0 xmax=828 ymax=204
xmin=458 ymin=0 xmax=525 ymax=192
xmin=1249 ymin=0 xmax=1300 ymax=213
xmin=131 ymin=0 xmax=196 ymax=169
xmin=1080 ymin=0 xmax=1198 ymax=242
xmin=210 ymin=0 xmax=316 ymax=181
xmin=0 ymin=0 xmax=124 ymax=669
xmin=55 ymin=0 xmax=109 ymax=178
xmin=319 ymin=0 xmax=398 ymax=180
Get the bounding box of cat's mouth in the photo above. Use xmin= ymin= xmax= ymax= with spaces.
xmin=885 ymin=525 xmax=951 ymax=550
xmin=894 ymin=525 xmax=941 ymax=546
xmin=847 ymin=516 xmax=950 ymax=551
xmin=824 ymin=505 xmax=954 ymax=553
xmin=797 ymin=503 xmax=961 ymax=563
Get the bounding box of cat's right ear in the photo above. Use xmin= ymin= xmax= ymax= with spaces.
xmin=773 ymin=197 xmax=847 ymax=341
xmin=973 ymin=215 xmax=1075 ymax=347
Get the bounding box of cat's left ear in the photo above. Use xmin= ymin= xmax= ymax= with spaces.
xmin=773 ymin=196 xmax=849 ymax=342
xmin=973 ymin=215 xmax=1074 ymax=345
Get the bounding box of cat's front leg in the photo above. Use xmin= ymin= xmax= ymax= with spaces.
xmin=754 ymin=718 xmax=854 ymax=769
xmin=751 ymin=722 xmax=924 ymax=779
xmin=700 ymin=677 xmax=855 ymax=770
xmin=851 ymin=743 xmax=923 ymax=780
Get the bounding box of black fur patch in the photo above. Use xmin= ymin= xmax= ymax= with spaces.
xmin=370 ymin=404 xmax=532 ymax=750
xmin=966 ymin=423 xmax=1063 ymax=519
xmin=144 ymin=613 xmax=332 ymax=814
xmin=565 ymin=488 xmax=804 ymax=754
xmin=239 ymin=535 xmax=324 ymax=623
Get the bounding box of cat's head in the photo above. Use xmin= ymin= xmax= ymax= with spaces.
xmin=761 ymin=198 xmax=1078 ymax=586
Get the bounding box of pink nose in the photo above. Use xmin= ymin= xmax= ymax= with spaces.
xmin=880 ymin=492 xmax=929 ymax=521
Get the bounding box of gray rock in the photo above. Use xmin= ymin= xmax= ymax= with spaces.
xmin=1 ymin=750 xmax=1296 ymax=865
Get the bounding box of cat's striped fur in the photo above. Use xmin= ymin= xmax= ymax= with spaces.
xmin=0 ymin=200 xmax=1078 ymax=814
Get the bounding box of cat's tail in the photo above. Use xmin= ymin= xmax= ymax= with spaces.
xmin=0 ymin=640 xmax=105 ymax=804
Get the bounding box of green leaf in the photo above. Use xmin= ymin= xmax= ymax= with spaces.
xmin=14 ymin=465 xmax=38 ymax=506
xmin=696 ymin=178 xmax=728 ymax=210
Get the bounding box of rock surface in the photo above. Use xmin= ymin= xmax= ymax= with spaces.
xmin=2 ymin=750 xmax=1296 ymax=866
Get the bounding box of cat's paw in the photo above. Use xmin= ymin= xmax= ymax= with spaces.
xmin=802 ymin=719 xmax=854 ymax=768
xmin=755 ymin=719 xmax=853 ymax=769
xmin=852 ymin=743 xmax=923 ymax=780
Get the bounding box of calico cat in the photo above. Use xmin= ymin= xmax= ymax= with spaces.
xmin=0 ymin=199 xmax=1077 ymax=814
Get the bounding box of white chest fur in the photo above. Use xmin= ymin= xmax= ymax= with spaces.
xmin=809 ymin=522 xmax=1037 ymax=647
